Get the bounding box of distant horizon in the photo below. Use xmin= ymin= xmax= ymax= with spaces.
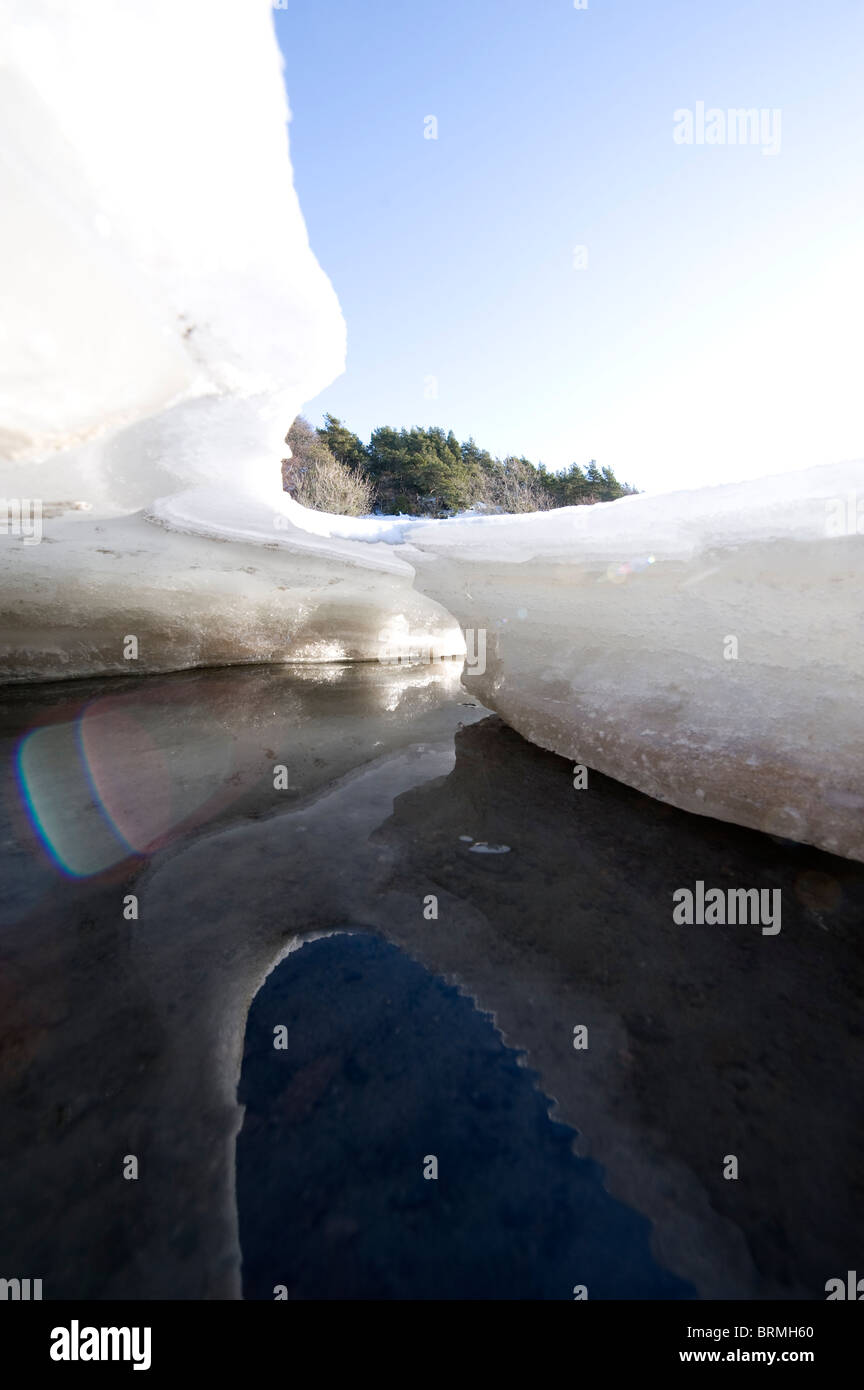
xmin=275 ymin=0 xmax=863 ymax=496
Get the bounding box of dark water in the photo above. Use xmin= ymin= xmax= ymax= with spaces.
xmin=237 ymin=932 xmax=693 ymax=1301
xmin=1 ymin=661 xmax=863 ymax=1300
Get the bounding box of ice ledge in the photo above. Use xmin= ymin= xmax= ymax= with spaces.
xmin=391 ymin=458 xmax=864 ymax=864
xmin=11 ymin=454 xmax=855 ymax=862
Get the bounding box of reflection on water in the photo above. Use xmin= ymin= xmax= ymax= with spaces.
xmin=1 ymin=662 xmax=862 ymax=1300
xmin=2 ymin=660 xmax=475 ymax=903
xmin=238 ymin=932 xmax=693 ymax=1300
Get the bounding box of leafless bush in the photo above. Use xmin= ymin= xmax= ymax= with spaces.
xmin=469 ymin=457 xmax=554 ymax=514
xmin=282 ymin=416 xmax=375 ymax=516
xmin=292 ymin=453 xmax=374 ymax=516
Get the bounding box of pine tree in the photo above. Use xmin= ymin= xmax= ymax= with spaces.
xmin=317 ymin=414 xmax=368 ymax=470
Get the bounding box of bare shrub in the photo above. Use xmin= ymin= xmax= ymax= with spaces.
xmin=469 ymin=457 xmax=554 ymax=514
xmin=282 ymin=416 xmax=375 ymax=516
xmin=293 ymin=452 xmax=374 ymax=516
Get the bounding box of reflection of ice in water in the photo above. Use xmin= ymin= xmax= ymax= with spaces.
xmin=288 ymin=663 xmax=347 ymax=685
xmin=10 ymin=663 xmax=488 ymax=881
xmin=381 ymin=661 xmax=463 ymax=712
xmin=291 ymin=641 xmax=348 ymax=663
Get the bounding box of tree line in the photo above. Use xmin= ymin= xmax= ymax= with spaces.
xmin=283 ymin=413 xmax=638 ymax=517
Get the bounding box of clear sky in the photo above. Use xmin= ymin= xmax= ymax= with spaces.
xmin=273 ymin=0 xmax=863 ymax=495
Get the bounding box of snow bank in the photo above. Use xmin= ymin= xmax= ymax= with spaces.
xmin=0 ymin=0 xmax=344 ymax=510
xmin=0 ymin=1 xmax=466 ymax=670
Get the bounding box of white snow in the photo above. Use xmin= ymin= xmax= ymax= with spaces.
xmin=0 ymin=0 xmax=345 ymax=510
xmin=1 ymin=2 xmax=862 ymax=864
xmin=0 ymin=0 xmax=463 ymax=674
xmin=155 ymin=453 xmax=864 ymax=571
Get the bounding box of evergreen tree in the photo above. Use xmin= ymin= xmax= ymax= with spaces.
xmin=317 ymin=414 xmax=368 ymax=470
xmin=301 ymin=413 xmax=640 ymax=516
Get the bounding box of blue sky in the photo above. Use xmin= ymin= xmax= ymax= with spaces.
xmin=274 ymin=0 xmax=863 ymax=494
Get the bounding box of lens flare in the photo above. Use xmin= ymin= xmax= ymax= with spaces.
xmin=605 ymin=554 xmax=656 ymax=585
xmin=16 ymin=721 xmax=134 ymax=877
xmin=14 ymin=687 xmax=235 ymax=877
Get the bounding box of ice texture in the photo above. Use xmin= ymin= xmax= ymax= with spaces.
xmin=0 ymin=506 xmax=465 ymax=681
xmin=1 ymin=2 xmax=862 ymax=862
xmin=400 ymin=461 xmax=864 ymax=864
xmin=0 ymin=0 xmax=465 ymax=669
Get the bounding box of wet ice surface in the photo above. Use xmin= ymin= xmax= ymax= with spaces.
xmin=1 ymin=661 xmax=863 ymax=1300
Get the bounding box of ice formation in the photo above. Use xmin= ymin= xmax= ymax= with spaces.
xmin=0 ymin=0 xmax=464 ymax=673
xmin=1 ymin=2 xmax=862 ymax=863
xmin=258 ymin=463 xmax=864 ymax=863
xmin=0 ymin=0 xmax=344 ymax=510
xmin=401 ymin=463 xmax=864 ymax=864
